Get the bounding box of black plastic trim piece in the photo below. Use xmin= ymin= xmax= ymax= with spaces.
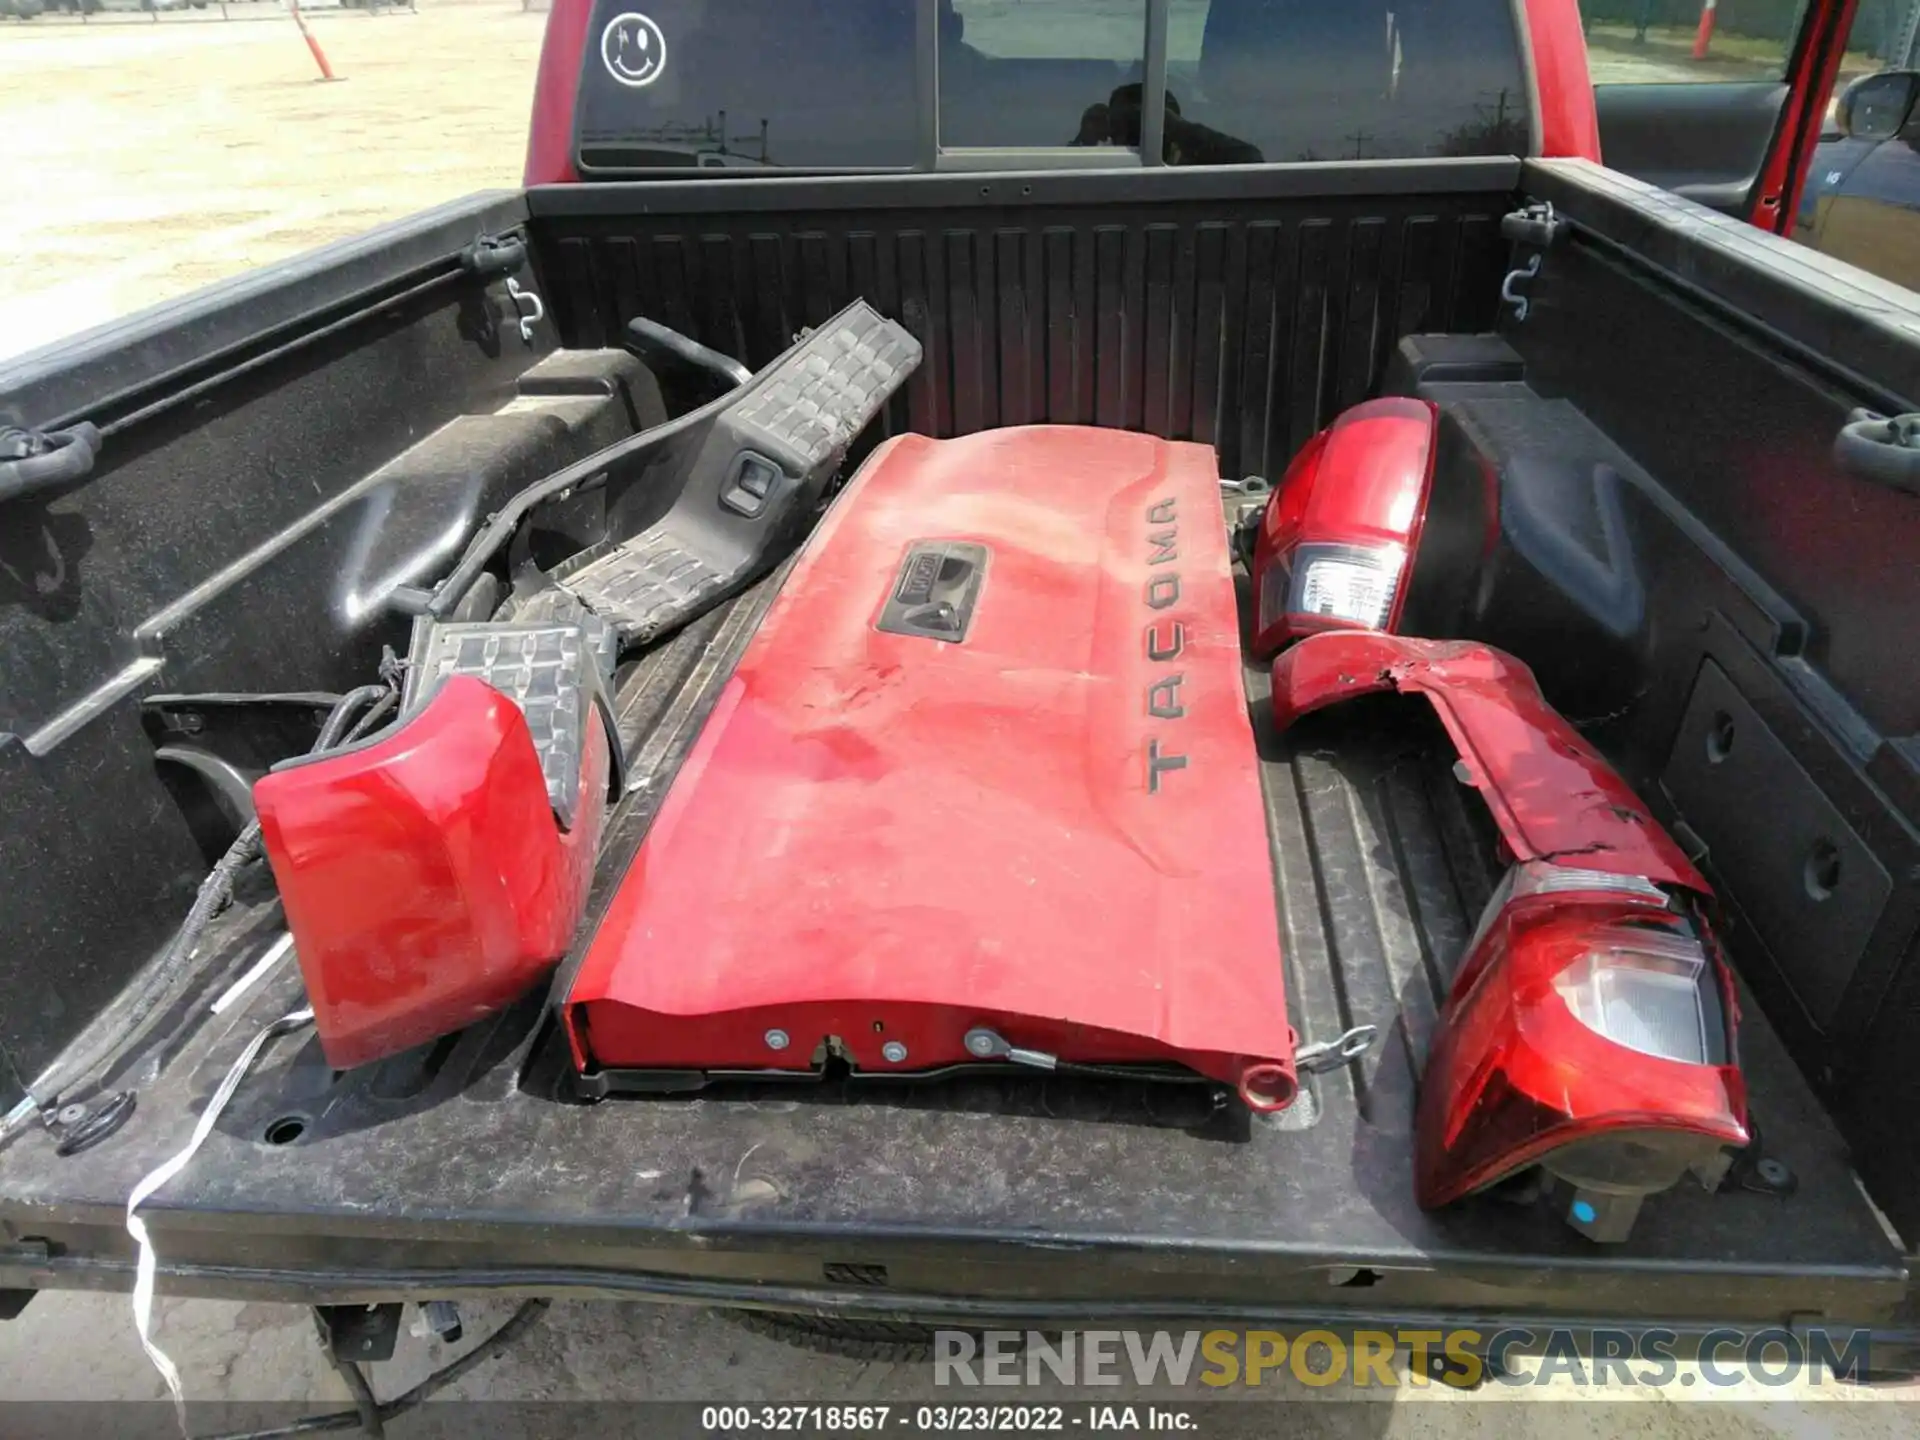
xmin=0 ymin=190 xmax=531 ymax=431
xmin=1521 ymin=159 xmax=1920 ymax=412
xmin=1140 ymin=0 xmax=1170 ymax=167
xmin=1592 ymin=82 xmax=1789 ymax=217
xmin=875 ymin=541 xmax=989 ymax=644
xmin=915 ymin=0 xmax=939 ymax=169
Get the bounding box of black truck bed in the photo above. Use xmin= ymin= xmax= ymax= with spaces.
xmin=7 ymin=160 xmax=1920 ymax=1344
xmin=0 ymin=572 xmax=1902 ymax=1333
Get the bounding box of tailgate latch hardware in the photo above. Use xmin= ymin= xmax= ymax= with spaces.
xmin=1498 ymin=202 xmax=1564 ymax=324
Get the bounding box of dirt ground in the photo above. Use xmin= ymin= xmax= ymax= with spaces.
xmin=1 ymin=3 xmax=1916 ymax=1433
xmin=2 ymin=0 xmax=547 ymax=360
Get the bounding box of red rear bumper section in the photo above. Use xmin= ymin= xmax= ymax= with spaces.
xmin=562 ymin=427 xmax=1301 ymax=1109
xmin=1271 ymin=633 xmax=1705 ymax=891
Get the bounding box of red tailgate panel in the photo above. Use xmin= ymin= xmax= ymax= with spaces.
xmin=565 ymin=427 xmax=1297 ymax=1107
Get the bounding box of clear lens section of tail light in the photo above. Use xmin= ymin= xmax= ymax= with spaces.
xmin=1552 ymin=931 xmax=1712 ymax=1066
xmin=1510 ymin=864 xmax=1667 ymax=904
xmin=1288 ymin=543 xmax=1405 ymax=631
xmin=1457 ymin=863 xmax=1672 ymax=993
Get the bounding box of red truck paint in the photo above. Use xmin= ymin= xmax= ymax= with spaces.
xmin=1271 ymin=633 xmax=1707 ymax=894
xmin=1751 ymin=0 xmax=1861 ymax=232
xmin=1523 ymin=0 xmax=1603 ymax=161
xmin=255 ymin=676 xmax=610 ymax=1070
xmin=565 ymin=426 xmax=1298 ymax=1108
xmin=524 ymin=0 xmax=592 ymax=185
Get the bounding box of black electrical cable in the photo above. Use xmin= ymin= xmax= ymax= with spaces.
xmin=200 ymin=1300 xmax=551 ymax=1440
xmin=339 ymin=688 xmax=399 ymax=747
xmin=313 ymin=684 xmax=391 ymax=751
xmin=32 ymin=684 xmax=395 ymax=1113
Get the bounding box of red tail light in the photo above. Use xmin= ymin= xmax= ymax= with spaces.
xmin=254 ymin=676 xmax=609 ymax=1070
xmin=1417 ymin=862 xmax=1749 ymax=1241
xmin=1249 ymin=397 xmax=1438 ymax=658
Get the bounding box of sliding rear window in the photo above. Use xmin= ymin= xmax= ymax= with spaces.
xmin=1163 ymin=1 xmax=1531 ymax=164
xmin=573 ymin=0 xmax=1532 ymax=173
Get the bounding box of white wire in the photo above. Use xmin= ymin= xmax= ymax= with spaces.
xmin=210 ymin=932 xmax=295 ymax=1016
xmin=125 ymin=1006 xmax=314 ymax=1433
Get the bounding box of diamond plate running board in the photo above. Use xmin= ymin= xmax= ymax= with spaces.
xmin=554 ymin=301 xmax=921 ymax=648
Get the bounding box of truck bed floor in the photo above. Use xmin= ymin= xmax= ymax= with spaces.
xmin=1 ymin=580 xmax=1904 ymax=1330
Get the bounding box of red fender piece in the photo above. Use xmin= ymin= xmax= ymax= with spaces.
xmin=1271 ymin=633 xmax=1706 ymax=894
xmin=255 ymin=676 xmax=609 ymax=1070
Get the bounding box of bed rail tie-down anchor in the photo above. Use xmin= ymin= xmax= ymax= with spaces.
xmin=1499 ymin=201 xmax=1565 ymax=324
xmin=506 ymin=278 xmax=545 ymax=345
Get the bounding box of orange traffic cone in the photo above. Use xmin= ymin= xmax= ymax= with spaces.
xmin=289 ymin=1 xmax=339 ymax=83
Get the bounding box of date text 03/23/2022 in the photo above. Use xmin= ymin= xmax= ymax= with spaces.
xmin=700 ymin=1407 xmax=1192 ymax=1432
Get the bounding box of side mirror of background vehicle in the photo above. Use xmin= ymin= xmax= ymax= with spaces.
xmin=1836 ymin=72 xmax=1920 ymax=142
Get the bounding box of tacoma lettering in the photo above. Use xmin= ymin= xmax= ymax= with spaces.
xmin=1143 ymin=498 xmax=1189 ymax=791
xmin=1146 ymin=622 xmax=1185 ymax=663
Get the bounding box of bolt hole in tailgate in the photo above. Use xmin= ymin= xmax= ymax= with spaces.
xmin=0 ymin=166 xmax=1911 ymax=1331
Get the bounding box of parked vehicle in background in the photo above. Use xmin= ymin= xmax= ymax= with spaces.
xmin=1799 ymin=69 xmax=1920 ymax=286
xmin=1578 ymin=0 xmax=1920 ymax=288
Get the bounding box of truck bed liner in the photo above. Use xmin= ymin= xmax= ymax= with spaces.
xmin=0 ymin=578 xmax=1904 ymax=1329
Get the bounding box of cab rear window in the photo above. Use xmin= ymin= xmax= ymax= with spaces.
xmin=573 ymin=0 xmax=1532 ymax=173
xmin=1163 ymin=0 xmax=1531 ymax=164
xmin=575 ymin=1 xmax=921 ymax=170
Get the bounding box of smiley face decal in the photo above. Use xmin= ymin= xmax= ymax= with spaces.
xmin=601 ymin=13 xmax=668 ymax=89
